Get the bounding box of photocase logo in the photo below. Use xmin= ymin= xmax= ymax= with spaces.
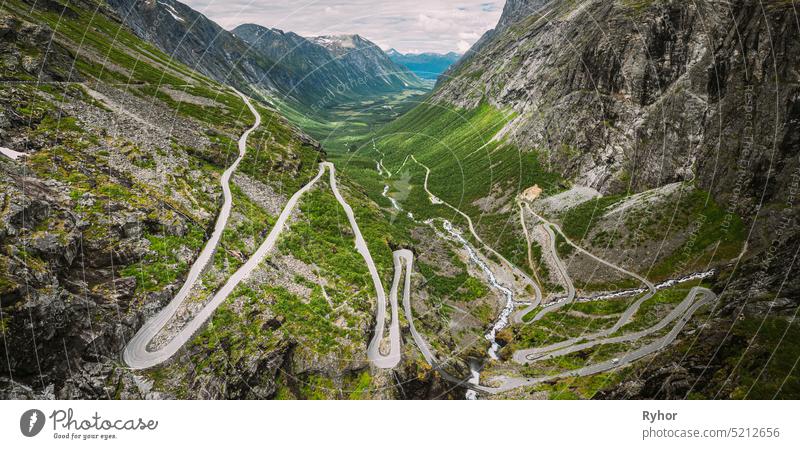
xmin=20 ymin=409 xmax=46 ymax=437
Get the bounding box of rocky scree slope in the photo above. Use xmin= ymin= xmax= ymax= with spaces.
xmin=0 ymin=0 xmax=473 ymax=400
xmin=0 ymin=0 xmax=325 ymax=399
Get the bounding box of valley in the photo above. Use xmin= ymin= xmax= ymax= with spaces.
xmin=1 ymin=0 xmax=798 ymax=401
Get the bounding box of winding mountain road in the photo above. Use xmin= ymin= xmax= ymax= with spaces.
xmin=486 ymin=287 xmax=717 ymax=393
xmin=409 ymin=155 xmax=542 ymax=303
xmin=512 ymin=210 xmax=575 ymax=323
xmin=513 ymin=202 xmax=656 ymax=324
xmin=396 ymin=250 xmax=433 ymax=364
xmin=125 ymin=156 xmax=410 ymax=370
xmin=517 ymin=201 xmax=544 ymax=290
xmin=517 ymin=287 xmax=714 ymax=363
xmin=396 ymin=249 xmax=490 ymax=392
xmin=124 ymin=97 xmax=406 ymax=369
xmin=489 ymin=200 xmax=717 ymax=393
xmin=125 ymin=104 xmax=719 ymax=398
xmin=391 ymin=159 xmax=719 ymax=394
xmin=124 ymin=89 xmax=263 ymax=369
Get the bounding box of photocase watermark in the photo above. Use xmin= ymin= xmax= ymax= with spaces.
xmin=20 ymin=409 xmax=46 ymax=437
xmin=17 ymin=408 xmax=159 ymax=441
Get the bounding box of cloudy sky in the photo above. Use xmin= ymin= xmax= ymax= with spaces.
xmin=182 ymin=0 xmax=505 ymax=54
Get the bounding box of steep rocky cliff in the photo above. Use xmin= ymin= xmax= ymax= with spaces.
xmin=467 ymin=1 xmax=797 ymax=202
xmin=496 ymin=0 xmax=551 ymax=30
xmin=439 ymin=1 xmax=798 ymax=199
xmin=374 ymin=0 xmax=799 ymax=398
xmin=107 ymin=0 xmax=281 ymax=96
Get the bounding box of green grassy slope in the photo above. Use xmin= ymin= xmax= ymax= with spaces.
xmin=0 ymin=0 xmax=329 ymax=398
xmin=332 ymin=99 xmax=565 ymax=277
xmin=1 ymin=0 xmax=325 ymax=299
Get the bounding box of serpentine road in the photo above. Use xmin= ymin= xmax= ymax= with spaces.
xmin=124 ymin=97 xmax=719 ymax=397
xmin=488 ymin=202 xmax=717 ymax=392
xmin=512 ymin=210 xmax=575 ymax=323
xmin=125 ymin=156 xmax=410 ymax=369
xmin=516 ymin=287 xmax=715 ymax=363
xmin=125 ymin=104 xmax=411 ymax=371
xmin=395 ymin=249 xmax=492 ymax=392
xmin=123 ymin=91 xmax=405 ymax=370
xmin=391 ymin=156 xmax=719 ymax=393
xmin=124 ymin=89 xmax=262 ymax=369
xmin=408 ymin=155 xmax=542 ymax=305
xmin=485 ymin=287 xmax=717 ymax=393
xmin=514 ymin=203 xmax=655 ymax=325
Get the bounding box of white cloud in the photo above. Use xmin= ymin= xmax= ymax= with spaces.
xmin=417 ymin=13 xmax=452 ymax=33
xmin=182 ymin=0 xmax=504 ymax=53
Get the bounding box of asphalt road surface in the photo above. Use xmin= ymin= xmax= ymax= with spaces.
xmin=124 ymin=89 xmax=263 ymax=369
xmin=124 ymin=109 xmax=717 ymax=398
xmin=485 ymin=287 xmax=717 ymax=393
xmin=124 ymin=153 xmax=407 ymax=370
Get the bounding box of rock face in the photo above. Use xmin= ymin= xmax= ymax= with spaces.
xmin=0 ymin=170 xmax=145 ymax=399
xmin=433 ymin=0 xmax=799 ymax=281
xmin=106 ymin=0 xmax=424 ymax=109
xmin=437 ymin=0 xmax=798 ymax=203
xmin=0 ymin=12 xmax=78 ymax=82
xmin=307 ymin=34 xmax=415 ymax=86
xmin=106 ymin=0 xmax=282 ymax=95
xmin=411 ymin=0 xmax=799 ymax=398
xmin=496 ymin=0 xmax=551 ymax=31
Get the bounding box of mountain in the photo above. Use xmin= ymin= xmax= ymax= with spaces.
xmin=496 ymin=0 xmax=550 ymax=30
xmin=436 ymin=0 xmax=797 ymax=196
xmin=106 ymin=0 xmax=283 ymax=97
xmin=366 ymin=0 xmax=799 ymax=398
xmin=106 ymin=0 xmax=424 ymax=110
xmin=0 ymin=0 xmax=472 ymax=400
xmin=2 ymin=0 xmax=798 ymax=401
xmin=0 ymin=0 xmax=338 ymax=398
xmin=232 ymin=24 xmax=423 ymax=108
xmin=386 ymin=49 xmax=461 ymax=81
xmin=306 ymin=34 xmax=419 ymax=88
